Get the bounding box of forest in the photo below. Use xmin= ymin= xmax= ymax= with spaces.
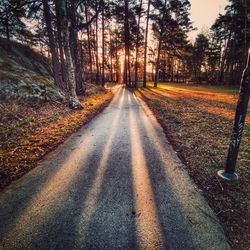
xmin=0 ymin=0 xmax=250 ymax=249
xmin=0 ymin=0 xmax=249 ymax=108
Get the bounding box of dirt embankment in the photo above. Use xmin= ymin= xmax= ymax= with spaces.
xmin=0 ymin=85 xmax=114 ymax=191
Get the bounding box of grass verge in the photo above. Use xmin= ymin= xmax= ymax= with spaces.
xmin=135 ymin=82 xmax=249 ymax=249
xmin=0 ymin=87 xmax=114 ymax=191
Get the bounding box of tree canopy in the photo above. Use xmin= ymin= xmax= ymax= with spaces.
xmin=0 ymin=0 xmax=249 ymax=104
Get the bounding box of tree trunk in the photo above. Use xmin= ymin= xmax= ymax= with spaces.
xmin=55 ymin=0 xmax=68 ymax=88
xmin=219 ymin=32 xmax=231 ymax=84
xmin=154 ymin=38 xmax=162 ymax=87
xmin=128 ymin=51 xmax=131 ymax=86
xmin=110 ymin=55 xmax=113 ymax=82
xmin=102 ymin=6 xmax=105 ymax=87
xmin=55 ymin=0 xmax=83 ymax=109
xmin=143 ymin=0 xmax=151 ymax=88
xmin=95 ymin=3 xmax=99 ymax=85
xmin=123 ymin=57 xmax=127 ymax=85
xmin=115 ymin=37 xmax=120 ymax=83
xmin=110 ymin=32 xmax=113 ymax=82
xmin=70 ymin=0 xmax=85 ymax=95
xmin=154 ymin=0 xmax=167 ymax=87
xmin=85 ymin=4 xmax=93 ymax=79
xmin=134 ymin=0 xmax=143 ymax=88
xmin=42 ymin=0 xmax=62 ymax=88
xmin=124 ymin=0 xmax=131 ymax=86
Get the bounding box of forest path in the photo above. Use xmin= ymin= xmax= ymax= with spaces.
xmin=0 ymin=86 xmax=230 ymax=249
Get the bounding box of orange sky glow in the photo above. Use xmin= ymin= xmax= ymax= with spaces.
xmin=188 ymin=0 xmax=229 ymax=41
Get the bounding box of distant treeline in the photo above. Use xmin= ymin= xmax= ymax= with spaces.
xmin=0 ymin=0 xmax=249 ymax=100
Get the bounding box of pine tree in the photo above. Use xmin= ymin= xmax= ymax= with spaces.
xmin=192 ymin=33 xmax=209 ymax=83
xmin=0 ymin=0 xmax=27 ymax=48
xmin=42 ymin=0 xmax=62 ymax=88
xmin=134 ymin=0 xmax=143 ymax=88
xmin=55 ymin=0 xmax=83 ymax=109
xmin=211 ymin=0 xmax=250 ymax=85
xmin=151 ymin=0 xmax=192 ymax=86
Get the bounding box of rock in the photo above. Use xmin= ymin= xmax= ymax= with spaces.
xmin=69 ymin=97 xmax=84 ymax=110
xmin=0 ymin=38 xmax=66 ymax=106
xmin=0 ymin=78 xmax=66 ymax=106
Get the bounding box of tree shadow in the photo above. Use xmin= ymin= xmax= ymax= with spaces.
xmin=0 ymin=88 xmax=229 ymax=249
xmin=129 ymin=93 xmax=197 ymax=248
xmin=0 ymin=88 xmax=132 ymax=249
xmin=72 ymin=91 xmax=137 ymax=249
xmin=129 ymin=92 xmax=229 ymax=249
xmin=142 ymin=87 xmax=238 ymax=110
xmin=138 ymin=87 xmax=247 ymax=127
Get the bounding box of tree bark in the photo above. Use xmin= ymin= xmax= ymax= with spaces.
xmin=85 ymin=4 xmax=93 ymax=79
xmin=101 ymin=5 xmax=105 ymax=87
xmin=55 ymin=0 xmax=83 ymax=109
xmin=110 ymin=54 xmax=113 ymax=82
xmin=124 ymin=0 xmax=131 ymax=86
xmin=115 ymin=35 xmax=120 ymax=83
xmin=154 ymin=37 xmax=162 ymax=87
xmin=95 ymin=2 xmax=100 ymax=85
xmin=42 ymin=0 xmax=62 ymax=88
xmin=70 ymin=0 xmax=85 ymax=95
xmin=219 ymin=32 xmax=231 ymax=84
xmin=134 ymin=0 xmax=143 ymax=88
xmin=154 ymin=0 xmax=167 ymax=87
xmin=110 ymin=31 xmax=113 ymax=82
xmin=128 ymin=49 xmax=131 ymax=86
xmin=154 ymin=38 xmax=162 ymax=88
xmin=143 ymin=0 xmax=150 ymax=88
xmin=55 ymin=0 xmax=68 ymax=88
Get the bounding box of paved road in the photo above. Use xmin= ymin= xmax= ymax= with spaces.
xmin=0 ymin=87 xmax=230 ymax=249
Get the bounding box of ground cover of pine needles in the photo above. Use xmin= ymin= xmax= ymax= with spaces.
xmin=135 ymin=82 xmax=250 ymax=249
xmin=0 ymin=85 xmax=113 ymax=191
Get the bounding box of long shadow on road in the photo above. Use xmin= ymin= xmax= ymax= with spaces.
xmin=0 ymin=88 xmax=135 ymax=249
xmin=130 ymin=92 xmax=229 ymax=249
xmin=73 ymin=91 xmax=138 ymax=249
xmin=0 ymin=88 xmax=230 ymax=250
xmin=26 ymin=88 xmax=136 ymax=249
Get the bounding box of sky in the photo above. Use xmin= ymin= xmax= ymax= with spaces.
xmin=188 ymin=0 xmax=229 ymax=42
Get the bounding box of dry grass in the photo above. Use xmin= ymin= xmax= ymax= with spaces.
xmin=0 ymin=88 xmax=113 ymax=190
xmin=135 ymin=82 xmax=250 ymax=249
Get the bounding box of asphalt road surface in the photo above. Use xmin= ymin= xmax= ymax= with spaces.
xmin=0 ymin=86 xmax=230 ymax=249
